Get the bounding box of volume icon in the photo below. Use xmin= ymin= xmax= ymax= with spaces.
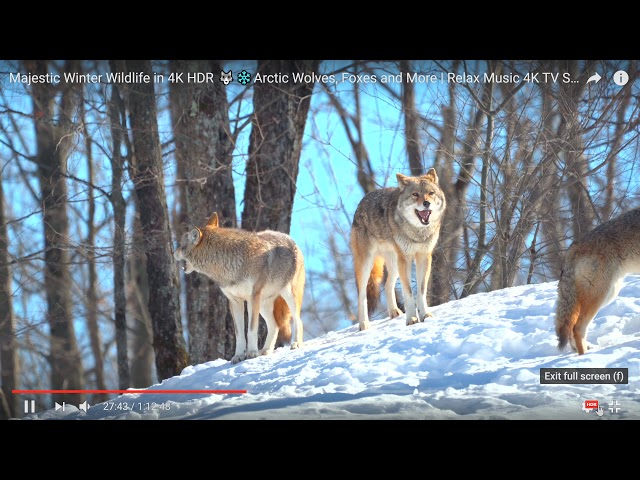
xmin=78 ymin=401 xmax=90 ymax=412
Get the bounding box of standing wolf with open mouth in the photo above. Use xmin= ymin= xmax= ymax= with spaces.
xmin=350 ymin=169 xmax=447 ymax=331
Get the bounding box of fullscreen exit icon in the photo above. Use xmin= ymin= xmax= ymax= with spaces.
xmin=608 ymin=398 xmax=622 ymax=414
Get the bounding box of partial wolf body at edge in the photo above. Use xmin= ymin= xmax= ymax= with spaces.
xmin=173 ymin=212 xmax=305 ymax=364
xmin=350 ymin=169 xmax=446 ymax=331
xmin=555 ymin=207 xmax=640 ymax=355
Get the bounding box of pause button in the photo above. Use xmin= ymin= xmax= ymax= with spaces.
xmin=24 ymin=400 xmax=35 ymax=414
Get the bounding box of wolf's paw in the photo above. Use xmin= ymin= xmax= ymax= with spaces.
xmin=260 ymin=348 xmax=274 ymax=356
xmin=406 ymin=316 xmax=420 ymax=326
xmin=420 ymin=312 xmax=434 ymax=322
xmin=246 ymin=349 xmax=259 ymax=359
xmin=389 ymin=307 xmax=403 ymax=319
xmin=231 ymin=354 xmax=246 ymax=364
xmin=290 ymin=342 xmax=303 ymax=350
xmin=359 ymin=321 xmax=370 ymax=331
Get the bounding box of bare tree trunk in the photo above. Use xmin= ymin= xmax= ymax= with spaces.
xmin=123 ymin=59 xmax=188 ymax=380
xmin=0 ymin=169 xmax=19 ymax=419
xmin=25 ymin=59 xmax=85 ymax=405
xmin=430 ymin=71 xmax=459 ymax=305
xmin=462 ymin=67 xmax=495 ymax=297
xmin=242 ymin=59 xmax=319 ymax=233
xmin=400 ymin=60 xmax=423 ymax=176
xmin=602 ymin=60 xmax=635 ymax=221
xmin=0 ymin=390 xmax=10 ymax=419
xmin=107 ymin=60 xmax=131 ymax=389
xmin=539 ymin=83 xmax=565 ymax=279
xmin=431 ymin=82 xmax=488 ymax=304
xmin=497 ymin=68 xmax=572 ymax=285
xmin=81 ymin=99 xmax=108 ymax=403
xmin=241 ymin=59 xmax=318 ymax=347
xmin=490 ymin=77 xmax=532 ymax=290
xmin=559 ymin=60 xmax=594 ymax=238
xmin=170 ymin=60 xmax=236 ymax=363
xmin=127 ymin=207 xmax=155 ymax=387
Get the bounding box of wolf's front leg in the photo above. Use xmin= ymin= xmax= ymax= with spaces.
xmin=397 ymin=255 xmax=418 ymax=325
xmin=245 ymin=293 xmax=261 ymax=359
xmin=415 ymin=253 xmax=434 ymax=322
xmin=228 ymin=296 xmax=246 ymax=364
xmin=383 ymin=257 xmax=403 ymax=318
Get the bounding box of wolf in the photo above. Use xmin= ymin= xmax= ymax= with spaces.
xmin=350 ymin=169 xmax=447 ymax=331
xmin=173 ymin=212 xmax=305 ymax=364
xmin=555 ymin=207 xmax=640 ymax=355
xmin=220 ymin=70 xmax=233 ymax=85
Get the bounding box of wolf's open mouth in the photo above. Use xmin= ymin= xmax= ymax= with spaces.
xmin=415 ymin=209 xmax=432 ymax=225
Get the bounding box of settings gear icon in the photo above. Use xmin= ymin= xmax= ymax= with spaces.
xmin=237 ymin=70 xmax=252 ymax=85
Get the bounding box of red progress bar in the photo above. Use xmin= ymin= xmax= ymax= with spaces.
xmin=12 ymin=389 xmax=246 ymax=395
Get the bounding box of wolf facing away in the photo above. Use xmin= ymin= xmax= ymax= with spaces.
xmin=350 ymin=169 xmax=447 ymax=331
xmin=555 ymin=207 xmax=640 ymax=355
xmin=173 ymin=212 xmax=305 ymax=364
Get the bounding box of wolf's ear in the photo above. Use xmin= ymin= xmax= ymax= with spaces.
xmin=396 ymin=173 xmax=412 ymax=186
xmin=206 ymin=212 xmax=219 ymax=228
xmin=189 ymin=227 xmax=203 ymax=245
xmin=423 ymin=168 xmax=439 ymax=184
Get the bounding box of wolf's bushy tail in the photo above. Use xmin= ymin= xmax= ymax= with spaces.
xmin=274 ymin=296 xmax=292 ymax=343
xmin=555 ymin=251 xmax=579 ymax=350
xmin=366 ymin=256 xmax=385 ymax=316
xmin=275 ymin=246 xmax=305 ymax=344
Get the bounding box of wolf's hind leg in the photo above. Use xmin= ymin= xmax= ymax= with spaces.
xmin=228 ymin=295 xmax=247 ymax=364
xmin=259 ymin=297 xmax=278 ymax=356
xmin=354 ymin=252 xmax=376 ymax=331
xmin=280 ymin=288 xmax=303 ymax=349
xmin=572 ymin=278 xmax=611 ymax=355
xmin=245 ymin=292 xmax=262 ymax=359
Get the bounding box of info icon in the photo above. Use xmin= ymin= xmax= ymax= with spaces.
xmin=613 ymin=70 xmax=629 ymax=86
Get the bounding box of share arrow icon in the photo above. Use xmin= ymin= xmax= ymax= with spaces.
xmin=587 ymin=72 xmax=602 ymax=84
